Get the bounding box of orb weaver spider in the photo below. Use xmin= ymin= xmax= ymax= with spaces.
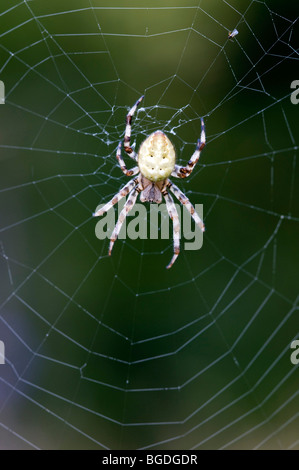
xmin=94 ymin=96 xmax=206 ymax=269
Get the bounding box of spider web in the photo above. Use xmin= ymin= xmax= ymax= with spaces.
xmin=0 ymin=0 xmax=298 ymax=450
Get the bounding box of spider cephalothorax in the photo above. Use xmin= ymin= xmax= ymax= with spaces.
xmin=94 ymin=96 xmax=206 ymax=269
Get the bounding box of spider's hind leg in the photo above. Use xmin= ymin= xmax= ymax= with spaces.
xmin=171 ymin=118 xmax=206 ymax=179
xmin=124 ymin=95 xmax=144 ymax=159
xmin=116 ymin=141 xmax=139 ymax=176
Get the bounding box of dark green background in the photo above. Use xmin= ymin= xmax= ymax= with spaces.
xmin=0 ymin=0 xmax=298 ymax=449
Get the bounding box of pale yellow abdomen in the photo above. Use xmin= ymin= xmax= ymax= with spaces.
xmin=138 ymin=131 xmax=176 ymax=182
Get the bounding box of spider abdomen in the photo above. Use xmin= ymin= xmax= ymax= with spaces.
xmin=138 ymin=131 xmax=176 ymax=182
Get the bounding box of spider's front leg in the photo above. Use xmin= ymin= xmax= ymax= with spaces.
xmin=169 ymin=181 xmax=205 ymax=232
xmin=124 ymin=95 xmax=144 ymax=160
xmin=172 ymin=118 xmax=206 ymax=179
xmin=109 ymin=186 xmax=140 ymax=255
xmin=93 ymin=178 xmax=138 ymax=217
xmin=163 ymin=192 xmax=180 ymax=269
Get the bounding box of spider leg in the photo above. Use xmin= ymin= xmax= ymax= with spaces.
xmin=116 ymin=141 xmax=139 ymax=176
xmin=163 ymin=191 xmax=180 ymax=269
xmin=171 ymin=118 xmax=205 ymax=179
xmin=168 ymin=180 xmax=205 ymax=232
xmin=124 ymin=95 xmax=144 ymax=159
xmin=109 ymin=186 xmax=140 ymax=255
xmin=93 ymin=177 xmax=138 ymax=217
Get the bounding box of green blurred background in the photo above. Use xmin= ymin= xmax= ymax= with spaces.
xmin=0 ymin=0 xmax=298 ymax=449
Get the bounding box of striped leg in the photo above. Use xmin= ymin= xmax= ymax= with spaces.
xmin=109 ymin=187 xmax=140 ymax=255
xmin=171 ymin=118 xmax=206 ymax=178
xmin=164 ymin=192 xmax=180 ymax=269
xmin=93 ymin=178 xmax=138 ymax=217
xmin=124 ymin=95 xmax=144 ymax=159
xmin=169 ymin=181 xmax=205 ymax=232
xmin=116 ymin=141 xmax=139 ymax=176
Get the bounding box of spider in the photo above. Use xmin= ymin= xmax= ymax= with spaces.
xmin=94 ymin=96 xmax=206 ymax=269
